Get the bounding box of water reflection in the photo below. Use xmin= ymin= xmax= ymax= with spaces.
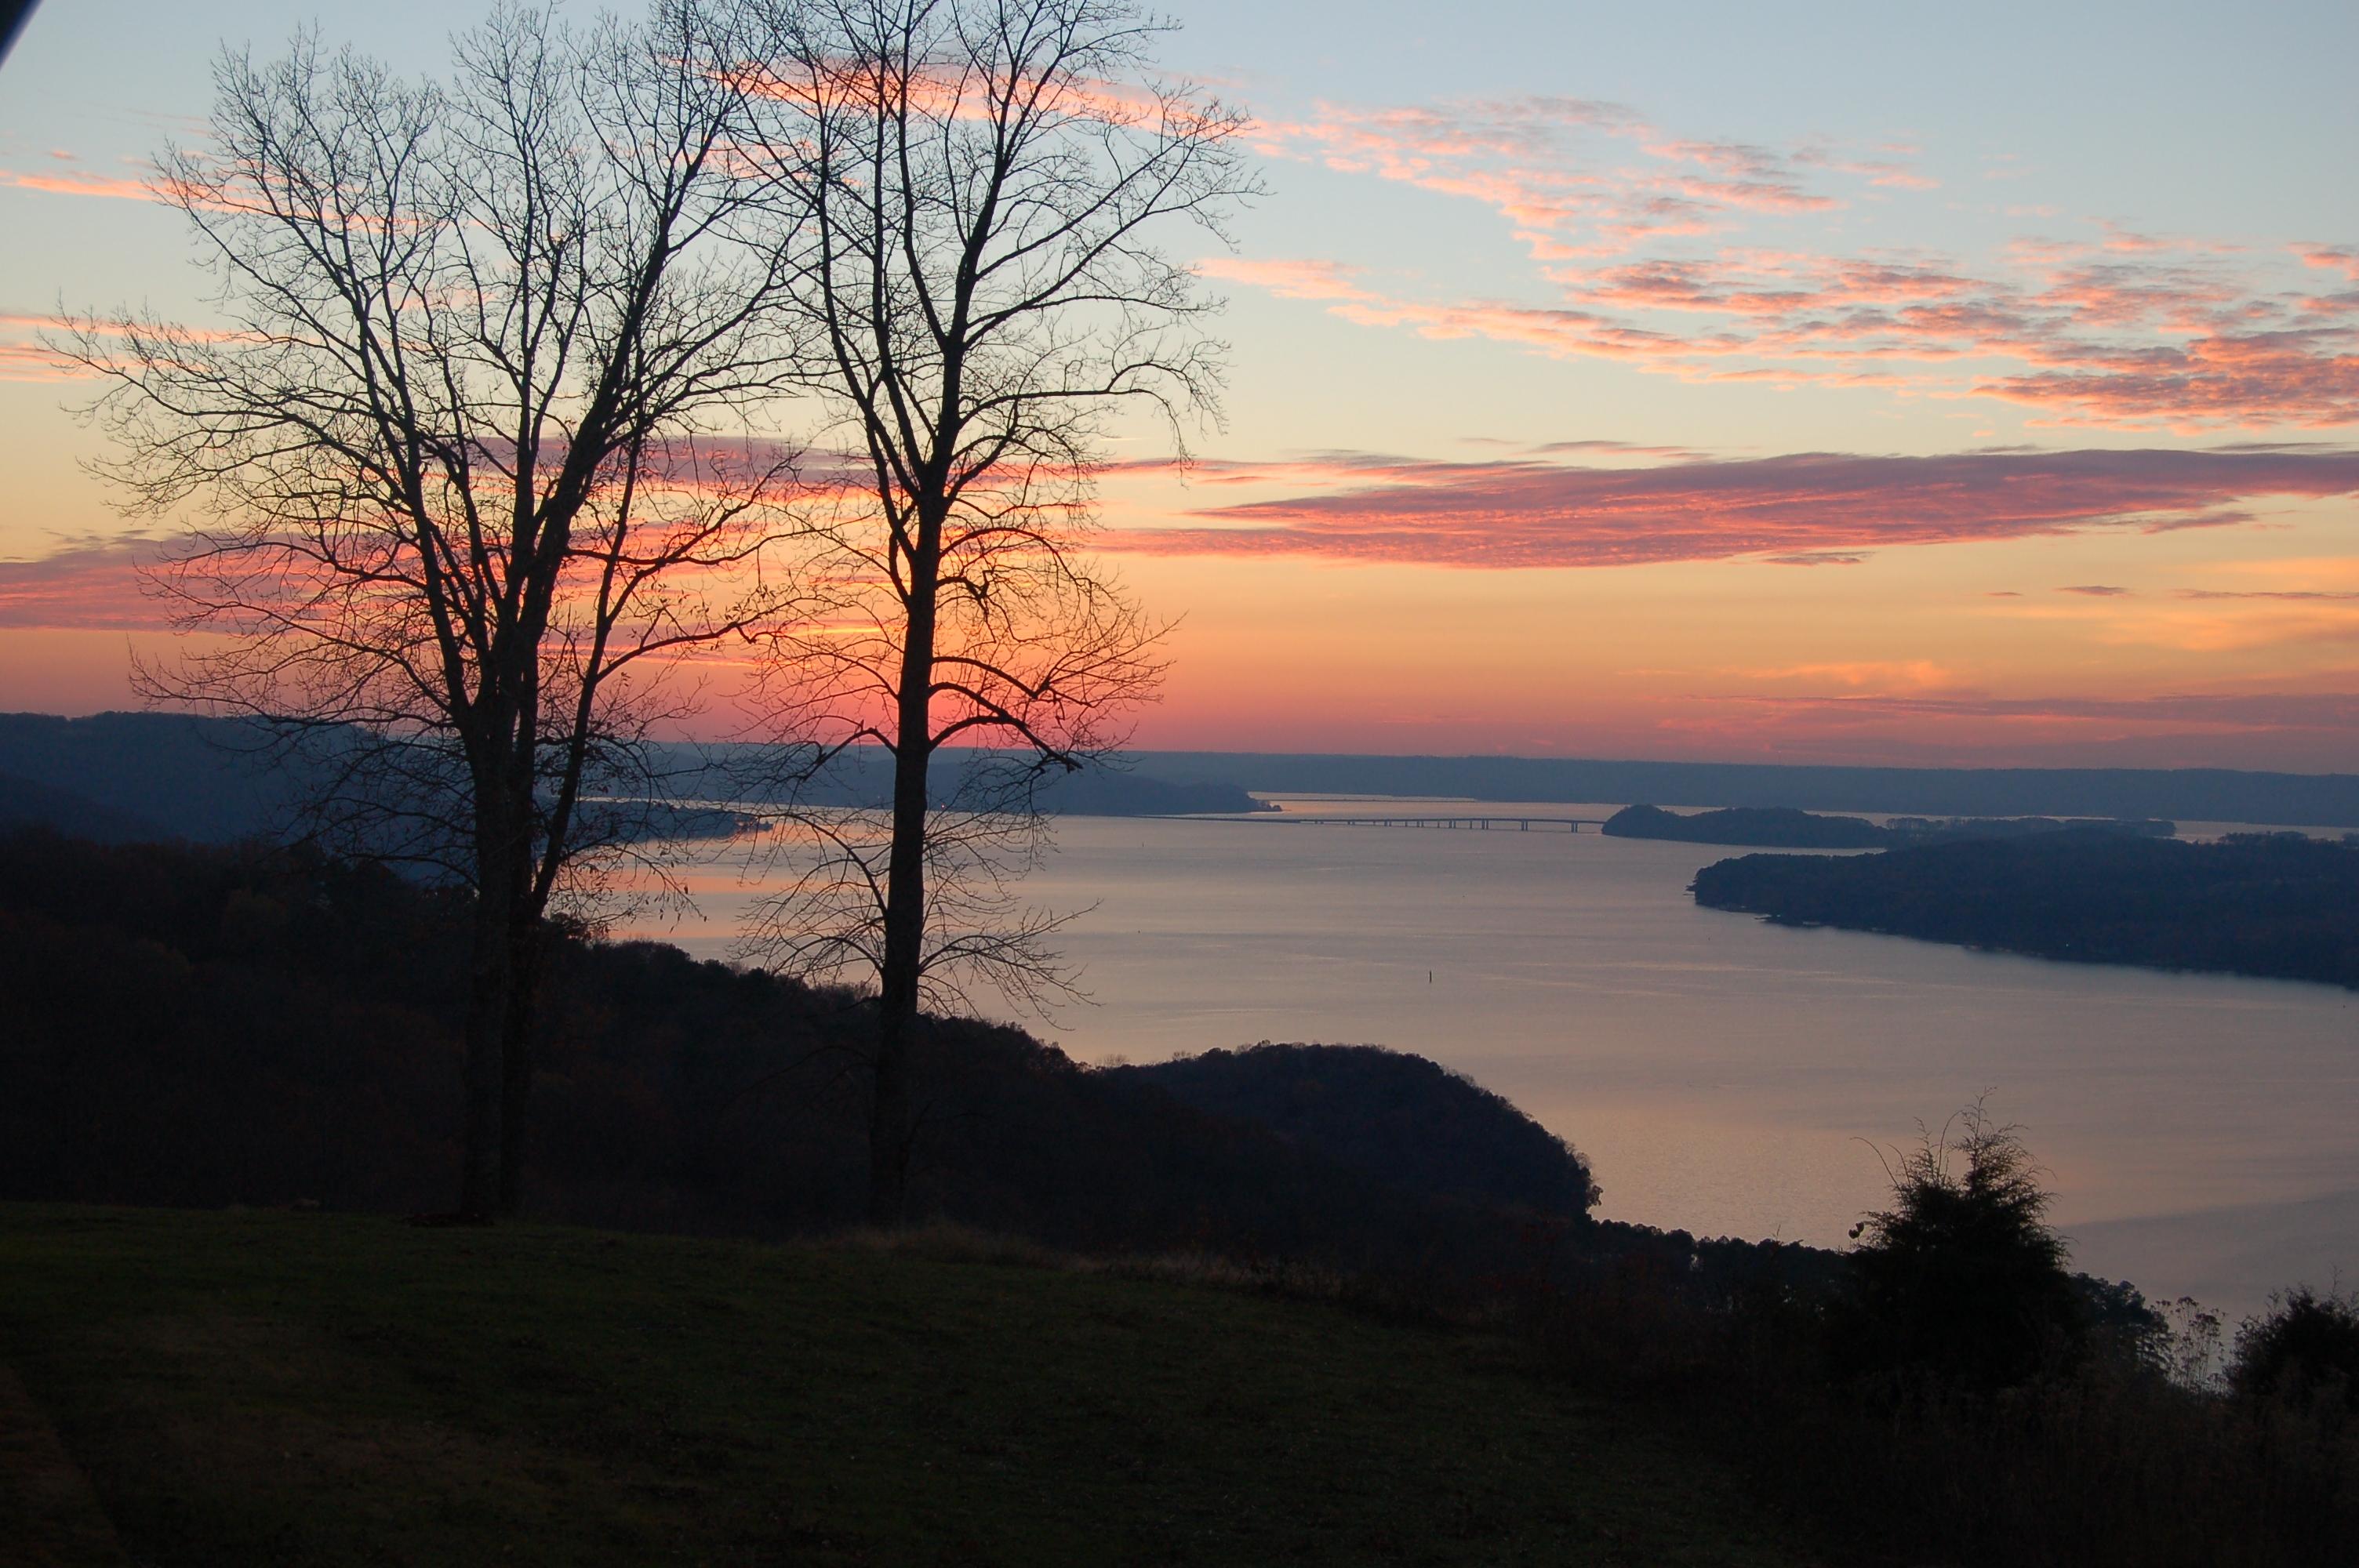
xmin=628 ymin=797 xmax=2359 ymax=1314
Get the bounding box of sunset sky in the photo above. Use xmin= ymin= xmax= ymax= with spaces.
xmin=2 ymin=1 xmax=2356 ymax=768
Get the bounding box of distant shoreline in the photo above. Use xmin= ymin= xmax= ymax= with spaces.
xmin=1122 ymin=749 xmax=2359 ymax=829
xmin=8 ymin=713 xmax=2357 ymax=836
xmin=1692 ymin=831 xmax=2359 ymax=991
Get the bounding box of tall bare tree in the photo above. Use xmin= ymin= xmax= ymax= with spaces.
xmin=63 ymin=1 xmax=810 ymax=1218
xmin=736 ymin=0 xmax=1256 ymax=1222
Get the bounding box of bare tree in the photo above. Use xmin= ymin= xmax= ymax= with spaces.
xmin=734 ymin=0 xmax=1256 ymax=1222
xmin=60 ymin=1 xmax=812 ymax=1218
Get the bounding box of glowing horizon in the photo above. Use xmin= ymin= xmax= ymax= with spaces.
xmin=2 ymin=1 xmax=2354 ymax=771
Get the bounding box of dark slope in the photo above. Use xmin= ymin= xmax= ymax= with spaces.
xmin=0 ymin=831 xmax=1614 ymax=1283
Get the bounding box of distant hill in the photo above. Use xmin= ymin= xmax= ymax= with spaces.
xmin=1126 ymin=751 xmax=2359 ymax=828
xmin=1120 ymin=1043 xmax=1598 ymax=1219
xmin=1692 ymin=830 xmax=2359 ymax=989
xmin=0 ymin=711 xmax=300 ymax=841
xmin=0 ymin=771 xmax=171 ymax=842
xmin=19 ymin=711 xmax=2350 ymax=835
xmin=0 ymin=713 xmax=1267 ymax=843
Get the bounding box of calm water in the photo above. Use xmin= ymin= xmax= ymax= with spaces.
xmin=632 ymin=798 xmax=2359 ymax=1315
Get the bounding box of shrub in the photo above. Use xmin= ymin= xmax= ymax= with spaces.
xmin=1841 ymin=1102 xmax=2085 ymax=1390
xmin=2232 ymin=1285 xmax=2359 ymax=1412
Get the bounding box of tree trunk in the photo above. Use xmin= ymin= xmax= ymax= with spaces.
xmin=458 ymin=857 xmax=512 ymax=1221
xmin=871 ymin=704 xmax=929 ymax=1227
xmin=867 ymin=998 xmax=913 ymax=1226
xmin=495 ymin=919 xmax=542 ymax=1216
xmin=871 ymin=524 xmax=943 ymax=1227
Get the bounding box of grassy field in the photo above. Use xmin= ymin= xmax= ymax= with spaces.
xmin=0 ymin=1204 xmax=1815 ymax=1566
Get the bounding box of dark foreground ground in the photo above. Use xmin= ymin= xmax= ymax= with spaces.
xmin=0 ymin=1204 xmax=1815 ymax=1567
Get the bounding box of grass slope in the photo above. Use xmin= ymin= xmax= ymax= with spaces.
xmin=0 ymin=1204 xmax=1813 ymax=1567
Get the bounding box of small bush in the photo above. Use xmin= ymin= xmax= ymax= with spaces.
xmin=2233 ymin=1285 xmax=2359 ymax=1412
xmin=1840 ymin=1102 xmax=2085 ymax=1390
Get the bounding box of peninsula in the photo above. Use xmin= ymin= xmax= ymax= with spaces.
xmin=1692 ymin=829 xmax=2359 ymax=989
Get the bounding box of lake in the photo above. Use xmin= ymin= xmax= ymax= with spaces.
xmin=630 ymin=797 xmax=2359 ymax=1316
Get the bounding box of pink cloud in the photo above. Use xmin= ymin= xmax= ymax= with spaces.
xmin=0 ymin=538 xmax=164 ymax=630
xmin=1103 ymin=446 xmax=2359 ymax=570
xmin=1973 ymin=326 xmax=2359 ymax=428
xmin=1213 ymin=242 xmax=2359 ymax=429
xmin=0 ymin=166 xmax=156 ymax=201
xmin=2297 ymin=245 xmax=2359 ymax=282
xmin=1640 ymin=139 xmax=1841 ymax=212
xmin=0 ymin=341 xmax=80 ymax=383
xmin=0 ymin=310 xmax=266 ymax=384
xmin=1245 ymin=96 xmax=1926 ymax=259
xmin=1196 ymin=256 xmax=1379 ymax=303
xmin=1221 ymin=93 xmax=2357 ymax=430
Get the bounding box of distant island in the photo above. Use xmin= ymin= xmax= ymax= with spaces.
xmin=1692 ymin=829 xmax=2359 ymax=989
xmin=1605 ymin=804 xmax=1888 ymax=847
xmin=1604 ymin=803 xmax=2175 ymax=849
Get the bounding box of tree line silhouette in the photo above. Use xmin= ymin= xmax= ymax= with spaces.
xmin=0 ymin=829 xmax=1616 ymax=1278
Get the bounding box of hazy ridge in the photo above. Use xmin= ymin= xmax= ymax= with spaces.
xmin=6 ymin=711 xmax=2357 ymax=843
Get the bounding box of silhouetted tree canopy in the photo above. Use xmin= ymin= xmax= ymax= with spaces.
xmin=1605 ymin=803 xmax=1889 ymax=848
xmin=1122 ymin=1043 xmax=1598 ymax=1218
xmin=2233 ymin=1286 xmax=2359 ymax=1413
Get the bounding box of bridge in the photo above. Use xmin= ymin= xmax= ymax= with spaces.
xmin=1277 ymin=815 xmax=1608 ymax=833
